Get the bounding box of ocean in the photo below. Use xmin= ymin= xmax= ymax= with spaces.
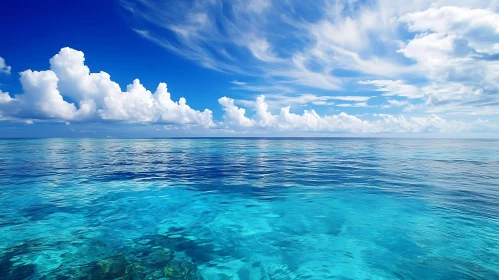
xmin=0 ymin=138 xmax=498 ymax=279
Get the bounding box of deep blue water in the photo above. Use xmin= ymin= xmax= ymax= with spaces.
xmin=0 ymin=138 xmax=498 ymax=279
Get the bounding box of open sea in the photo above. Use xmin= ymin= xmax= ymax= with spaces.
xmin=0 ymin=138 xmax=498 ymax=279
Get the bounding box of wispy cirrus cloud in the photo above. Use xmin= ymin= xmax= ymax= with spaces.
xmin=382 ymin=99 xmax=410 ymax=109
xmin=234 ymin=93 xmax=372 ymax=110
xmin=102 ymin=1 xmax=499 ymax=134
xmin=121 ymin=0 xmax=499 ymax=117
xmin=120 ymin=0 xmax=419 ymax=91
xmin=358 ymin=80 xmax=423 ymax=99
xmin=0 ymin=47 xmax=497 ymax=135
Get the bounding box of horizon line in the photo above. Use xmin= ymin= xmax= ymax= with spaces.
xmin=1 ymin=136 xmax=499 ymax=141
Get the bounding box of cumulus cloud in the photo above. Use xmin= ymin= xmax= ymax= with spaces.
xmin=0 ymin=46 xmax=495 ymax=134
xmin=219 ymin=95 xmax=369 ymax=132
xmin=0 ymin=57 xmax=11 ymax=75
xmin=120 ymin=1 xmax=499 ymax=134
xmin=0 ymin=90 xmax=12 ymax=104
xmin=123 ymin=1 xmax=496 ymax=91
xmin=122 ymin=0 xmax=499 ymax=121
xmin=218 ymin=96 xmax=254 ymax=128
xmin=16 ymin=69 xmax=87 ymax=119
xmin=0 ymin=48 xmax=213 ymax=127
xmin=394 ymin=6 xmax=499 ymax=113
xmin=400 ymin=6 xmax=499 ymax=54
xmin=218 ymin=95 xmax=491 ymax=133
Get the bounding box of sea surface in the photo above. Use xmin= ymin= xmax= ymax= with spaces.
xmin=0 ymin=138 xmax=498 ymax=279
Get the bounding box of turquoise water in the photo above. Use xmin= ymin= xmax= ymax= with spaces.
xmin=0 ymin=138 xmax=498 ymax=279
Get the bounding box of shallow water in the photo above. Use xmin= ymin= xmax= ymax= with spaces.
xmin=0 ymin=138 xmax=498 ymax=279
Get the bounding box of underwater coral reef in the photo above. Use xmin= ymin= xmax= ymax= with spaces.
xmin=1 ymin=234 xmax=203 ymax=279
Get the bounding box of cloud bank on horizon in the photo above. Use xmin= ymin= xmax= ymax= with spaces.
xmin=1 ymin=0 xmax=499 ymax=135
xmin=0 ymin=47 xmax=494 ymax=134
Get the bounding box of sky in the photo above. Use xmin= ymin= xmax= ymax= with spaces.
xmin=1 ymin=0 xmax=499 ymax=138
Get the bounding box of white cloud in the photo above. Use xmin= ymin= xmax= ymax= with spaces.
xmin=383 ymin=99 xmax=410 ymax=108
xmin=230 ymin=82 xmax=294 ymax=94
xmin=231 ymin=80 xmax=247 ymax=86
xmin=254 ymin=95 xmax=276 ymax=127
xmin=248 ymin=38 xmax=279 ymax=62
xmin=360 ymin=79 xmax=496 ymax=115
xmin=330 ymin=96 xmax=371 ymax=102
xmin=121 ymin=0 xmax=420 ymax=91
xmin=422 ymin=82 xmax=482 ymax=106
xmin=16 ymin=69 xmax=87 ymax=119
xmin=1 ymin=46 xmax=495 ymax=134
xmin=235 ymin=94 xmax=371 ymax=110
xmin=218 ymin=96 xmax=254 ymax=128
xmin=245 ymin=0 xmax=270 ymax=14
xmin=0 ymin=48 xmax=214 ymax=127
xmin=218 ymin=94 xmax=491 ymax=133
xmin=122 ymin=1 xmax=499 ymax=120
xmin=395 ymin=6 xmax=499 ymax=114
xmin=123 ymin=1 xmax=499 ymax=134
xmin=336 ymin=102 xmax=369 ymax=108
xmin=0 ymin=90 xmax=12 ymax=104
xmin=400 ymin=6 xmax=499 ymax=54
xmin=0 ymin=57 xmax=11 ymax=75
xmin=372 ymin=114 xmax=468 ymax=133
xmin=359 ymin=80 xmax=422 ymax=99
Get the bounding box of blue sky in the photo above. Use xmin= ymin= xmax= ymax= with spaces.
xmin=1 ymin=0 xmax=499 ymax=137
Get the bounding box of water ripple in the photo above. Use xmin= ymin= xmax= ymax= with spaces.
xmin=0 ymin=139 xmax=498 ymax=279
